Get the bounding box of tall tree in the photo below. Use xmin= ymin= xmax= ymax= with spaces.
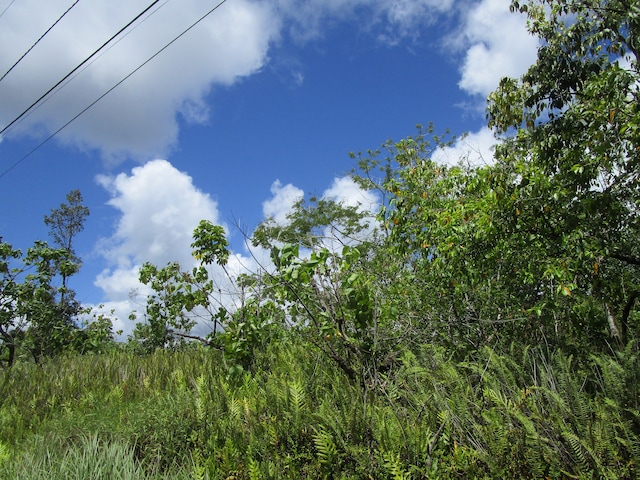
xmin=44 ymin=190 xmax=89 ymax=281
xmin=486 ymin=0 xmax=640 ymax=347
xmin=43 ymin=189 xmax=89 ymax=316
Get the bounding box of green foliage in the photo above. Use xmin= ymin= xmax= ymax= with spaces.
xmin=253 ymin=195 xmax=373 ymax=251
xmin=0 ymin=190 xmax=101 ymax=365
xmin=72 ymin=306 xmax=118 ymax=354
xmin=0 ymin=435 xmax=148 ymax=480
xmin=2 ymin=342 xmax=638 ymax=478
xmin=486 ymin=0 xmax=640 ymax=348
xmin=191 ymin=220 xmax=229 ymax=266
xmin=0 ymin=238 xmax=84 ymax=364
xmin=343 ymin=0 xmax=640 ymax=353
xmin=43 ymin=189 xmax=90 ymax=260
xmin=3 ymin=2 xmax=640 ymax=478
xmin=131 ymin=220 xmax=233 ymax=352
xmin=220 ymin=298 xmax=285 ymax=373
xmin=134 ymin=261 xmax=211 ymax=352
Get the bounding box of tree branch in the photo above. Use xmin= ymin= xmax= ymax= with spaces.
xmin=170 ymin=330 xmax=221 ymax=349
xmin=611 ymin=252 xmax=640 ymax=267
xmin=621 ymin=291 xmax=639 ymax=345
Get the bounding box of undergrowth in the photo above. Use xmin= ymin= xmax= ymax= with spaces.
xmin=0 ymin=341 xmax=638 ymax=478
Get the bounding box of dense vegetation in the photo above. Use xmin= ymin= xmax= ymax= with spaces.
xmin=1 ymin=0 xmax=639 ymax=477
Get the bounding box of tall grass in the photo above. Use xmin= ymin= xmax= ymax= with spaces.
xmin=0 ymin=341 xmax=638 ymax=478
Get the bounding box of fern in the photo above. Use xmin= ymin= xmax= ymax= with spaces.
xmin=313 ymin=426 xmax=337 ymax=465
xmin=382 ymin=451 xmax=411 ymax=480
xmin=563 ymin=431 xmax=591 ymax=475
xmin=228 ymin=397 xmax=242 ymax=421
xmin=190 ymin=449 xmax=207 ymax=480
xmin=247 ymin=455 xmax=262 ymax=480
xmin=288 ymin=379 xmax=306 ymax=426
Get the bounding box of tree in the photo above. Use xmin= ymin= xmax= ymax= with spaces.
xmin=132 ymin=220 xmax=229 ymax=352
xmin=44 ymin=189 xmax=90 ymax=258
xmin=42 ymin=189 xmax=89 ymax=329
xmin=349 ymin=126 xmax=518 ymax=353
xmin=0 ymin=191 xmax=96 ymax=365
xmin=0 ymin=238 xmax=80 ymax=365
xmin=0 ymin=241 xmax=24 ymax=367
xmin=21 ymin=241 xmax=79 ymax=360
xmin=44 ymin=189 xmax=89 ymax=298
xmin=486 ymin=0 xmax=640 ymax=347
xmin=251 ymin=195 xmax=402 ymax=385
xmin=348 ymin=0 xmax=639 ymax=353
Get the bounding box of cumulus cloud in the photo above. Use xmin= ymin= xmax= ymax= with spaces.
xmin=455 ymin=0 xmax=538 ymax=99
xmin=0 ymin=0 xmax=466 ymax=161
xmin=262 ymin=180 xmax=304 ymax=224
xmin=431 ymin=126 xmax=496 ymax=167
xmin=92 ymin=159 xmax=223 ymax=336
xmin=95 ymin=159 xmax=222 ymax=267
xmin=0 ymin=0 xmax=279 ymax=159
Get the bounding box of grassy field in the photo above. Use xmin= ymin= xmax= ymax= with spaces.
xmin=0 ymin=341 xmax=639 ymax=479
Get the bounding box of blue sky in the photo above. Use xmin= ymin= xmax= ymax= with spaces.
xmin=0 ymin=0 xmax=538 ymax=336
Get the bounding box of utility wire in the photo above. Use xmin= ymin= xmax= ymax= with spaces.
xmin=14 ymin=0 xmax=172 ymax=125
xmin=0 ymin=0 xmax=81 ymax=84
xmin=0 ymin=0 xmax=161 ymax=138
xmin=0 ymin=0 xmax=16 ymax=21
xmin=0 ymin=0 xmax=229 ymax=179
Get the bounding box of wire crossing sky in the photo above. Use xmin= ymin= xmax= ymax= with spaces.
xmin=0 ymin=0 xmax=16 ymax=21
xmin=0 ymin=0 xmax=164 ymax=139
xmin=0 ymin=0 xmax=228 ymax=179
xmin=0 ymin=0 xmax=81 ymax=84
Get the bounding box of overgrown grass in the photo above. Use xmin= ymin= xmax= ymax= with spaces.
xmin=0 ymin=341 xmax=638 ymax=478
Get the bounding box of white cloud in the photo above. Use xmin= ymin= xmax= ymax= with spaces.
xmin=431 ymin=126 xmax=496 ymax=167
xmin=0 ymin=0 xmax=536 ymax=163
xmin=262 ymin=179 xmax=304 ymax=224
xmin=96 ymin=159 xmax=221 ymax=267
xmin=455 ymin=0 xmax=538 ymax=98
xmin=323 ymin=176 xmax=379 ymax=213
xmin=275 ymin=0 xmax=455 ymax=43
xmin=0 ymin=0 xmax=279 ymax=159
xmin=93 ymin=159 xmax=223 ymax=337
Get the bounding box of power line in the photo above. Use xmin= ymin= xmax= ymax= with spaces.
xmin=0 ymin=0 xmax=162 ymax=138
xmin=0 ymin=0 xmax=229 ymax=179
xmin=0 ymin=0 xmax=16 ymax=21
xmin=14 ymin=0 xmax=172 ymax=124
xmin=0 ymin=0 xmax=81 ymax=84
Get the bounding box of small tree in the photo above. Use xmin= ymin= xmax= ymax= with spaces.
xmin=251 ymin=196 xmax=400 ymax=386
xmin=43 ymin=189 xmax=89 ymax=311
xmin=132 ymin=221 xmax=229 ymax=352
xmin=0 ymin=191 xmax=94 ymax=365
xmin=0 ymin=239 xmax=80 ymax=364
xmin=0 ymin=241 xmax=24 ymax=367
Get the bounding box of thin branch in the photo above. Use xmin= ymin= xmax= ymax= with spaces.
xmin=611 ymin=252 xmax=640 ymax=266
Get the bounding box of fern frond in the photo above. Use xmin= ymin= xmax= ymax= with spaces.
xmin=288 ymin=380 xmax=306 ymax=418
xmin=563 ymin=431 xmax=590 ymax=474
xmin=228 ymin=397 xmax=242 ymax=423
xmin=247 ymin=456 xmax=262 ymax=480
xmin=382 ymin=450 xmax=411 ymax=480
xmin=313 ymin=426 xmax=337 ymax=465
